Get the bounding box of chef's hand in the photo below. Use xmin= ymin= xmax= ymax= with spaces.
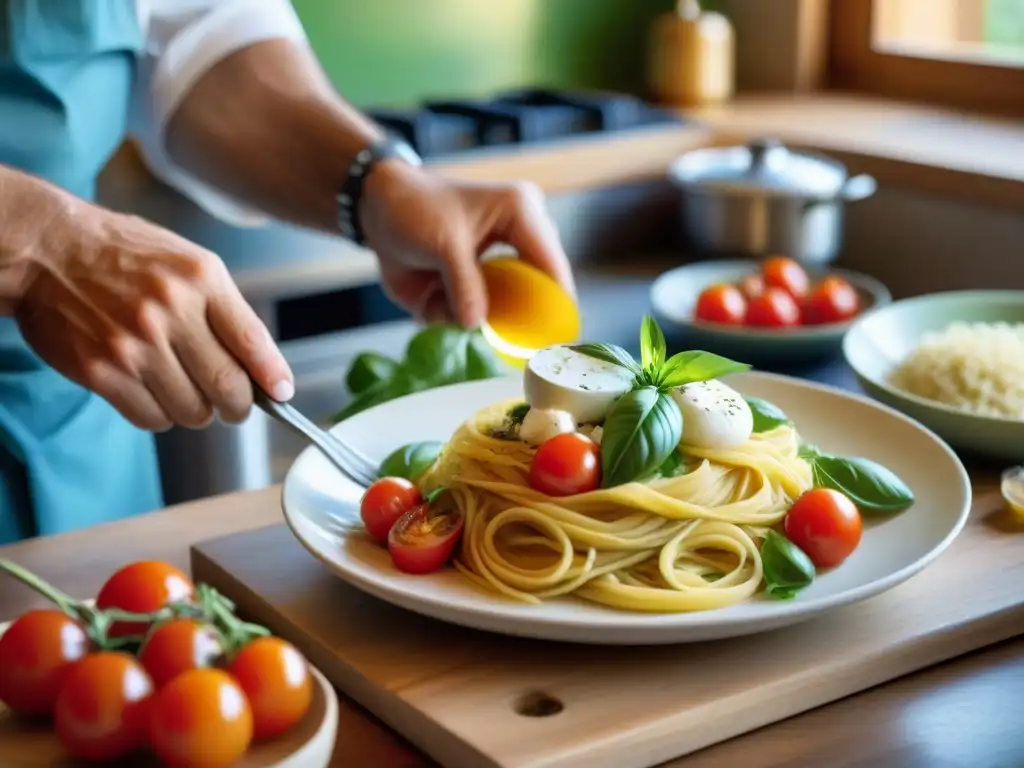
xmin=15 ymin=204 xmax=293 ymax=431
xmin=360 ymin=161 xmax=576 ymax=328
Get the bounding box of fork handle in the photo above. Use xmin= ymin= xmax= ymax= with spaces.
xmin=250 ymin=381 xmax=373 ymax=485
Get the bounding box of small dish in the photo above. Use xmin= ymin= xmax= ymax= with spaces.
xmin=649 ymin=259 xmax=891 ymax=365
xmin=843 ymin=290 xmax=1024 ymax=460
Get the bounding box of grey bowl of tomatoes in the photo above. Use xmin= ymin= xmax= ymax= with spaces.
xmin=650 ymin=257 xmax=891 ymax=364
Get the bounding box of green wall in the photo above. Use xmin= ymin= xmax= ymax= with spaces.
xmin=290 ymin=0 xmax=670 ymax=108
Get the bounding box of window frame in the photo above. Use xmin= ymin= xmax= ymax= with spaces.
xmin=827 ymin=0 xmax=1024 ymax=117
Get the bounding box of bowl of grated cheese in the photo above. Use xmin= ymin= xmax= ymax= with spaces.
xmin=843 ymin=290 xmax=1024 ymax=460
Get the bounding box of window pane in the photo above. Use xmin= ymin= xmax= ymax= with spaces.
xmin=873 ymin=0 xmax=1024 ymax=66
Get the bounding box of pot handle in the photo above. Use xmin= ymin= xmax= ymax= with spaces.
xmin=748 ymin=138 xmax=785 ymax=171
xmin=837 ymin=174 xmax=877 ymax=202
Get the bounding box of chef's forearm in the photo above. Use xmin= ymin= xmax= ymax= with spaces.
xmin=165 ymin=39 xmax=386 ymax=234
xmin=0 ymin=164 xmax=80 ymax=312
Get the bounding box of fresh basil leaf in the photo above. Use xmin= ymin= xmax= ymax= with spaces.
xmin=704 ymin=573 xmax=724 ymax=583
xmin=600 ymin=387 xmax=682 ymax=488
xmin=798 ymin=442 xmax=822 ymax=460
xmin=378 ymin=441 xmax=444 ymax=481
xmin=810 ymin=455 xmax=915 ymax=514
xmin=658 ymin=350 xmax=751 ymax=389
xmin=345 ymin=352 xmax=399 ymax=396
xmin=569 ymin=343 xmax=642 ymax=376
xmin=403 ymin=325 xmax=470 ymax=385
xmin=333 ymin=371 xmax=427 ymax=422
xmin=745 ymin=396 xmax=792 ymax=433
xmin=507 ymin=403 xmax=530 ymax=425
xmin=760 ymin=530 xmax=815 ymax=600
xmin=465 ymin=330 xmax=503 ymax=380
xmin=640 ymin=315 xmax=667 ymax=371
xmin=658 ymin=449 xmax=686 ymax=478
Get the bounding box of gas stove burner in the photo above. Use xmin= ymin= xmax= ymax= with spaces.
xmin=367 ymin=87 xmax=682 ymax=159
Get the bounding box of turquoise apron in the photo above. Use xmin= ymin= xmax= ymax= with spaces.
xmin=0 ymin=0 xmax=163 ymax=543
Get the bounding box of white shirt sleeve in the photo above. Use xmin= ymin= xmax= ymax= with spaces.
xmin=127 ymin=0 xmax=309 ymax=227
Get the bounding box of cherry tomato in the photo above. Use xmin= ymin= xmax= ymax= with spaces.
xmin=694 ymin=283 xmax=747 ymax=325
xmin=228 ymin=636 xmax=313 ymax=740
xmin=54 ymin=652 xmax=154 ymax=762
xmin=148 ymin=668 xmax=253 ymax=768
xmin=746 ymin=286 xmax=801 ymax=328
xmin=529 ymin=433 xmax=601 ymax=497
xmin=803 ymin=276 xmax=861 ymax=325
xmin=360 ymin=477 xmax=423 ymax=544
xmin=762 ymin=256 xmax=810 ymax=298
xmin=0 ymin=609 xmax=91 ymax=716
xmin=96 ymin=561 xmax=194 ymax=638
xmin=784 ymin=488 xmax=863 ymax=568
xmin=140 ymin=619 xmax=224 ymax=688
xmin=738 ymin=273 xmax=765 ymax=299
xmin=388 ymin=500 xmax=464 ymax=575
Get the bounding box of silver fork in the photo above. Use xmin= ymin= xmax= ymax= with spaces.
xmin=251 ymin=382 xmax=378 ymax=488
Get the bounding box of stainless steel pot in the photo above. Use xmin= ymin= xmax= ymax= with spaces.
xmin=668 ymin=139 xmax=876 ymax=265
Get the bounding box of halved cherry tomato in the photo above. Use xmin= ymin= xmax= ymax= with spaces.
xmin=0 ymin=609 xmax=91 ymax=716
xmin=148 ymin=668 xmax=252 ymax=768
xmin=54 ymin=652 xmax=154 ymax=762
xmin=96 ymin=561 xmax=194 ymax=638
xmin=529 ymin=432 xmax=601 ymax=497
xmin=694 ymin=283 xmax=747 ymax=325
xmin=388 ymin=497 xmax=464 ymax=575
xmin=803 ymin=276 xmax=861 ymax=325
xmin=738 ymin=273 xmax=765 ymax=299
xmin=139 ymin=619 xmax=224 ymax=688
xmin=360 ymin=477 xmax=423 ymax=544
xmin=762 ymin=256 xmax=810 ymax=299
xmin=227 ymin=636 xmax=312 ymax=740
xmin=784 ymin=488 xmax=863 ymax=568
xmin=746 ymin=286 xmax=801 ymax=327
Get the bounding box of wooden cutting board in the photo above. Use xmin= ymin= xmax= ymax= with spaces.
xmin=191 ymin=487 xmax=1024 ymax=768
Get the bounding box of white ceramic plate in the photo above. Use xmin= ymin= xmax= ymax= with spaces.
xmin=282 ymin=373 xmax=971 ymax=645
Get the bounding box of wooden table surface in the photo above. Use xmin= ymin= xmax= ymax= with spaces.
xmin=1 ymin=483 xmax=1021 ymax=768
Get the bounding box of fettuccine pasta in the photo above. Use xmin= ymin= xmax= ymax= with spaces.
xmin=419 ymin=400 xmax=812 ymax=612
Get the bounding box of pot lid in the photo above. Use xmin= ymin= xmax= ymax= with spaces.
xmin=669 ymin=139 xmax=848 ymax=197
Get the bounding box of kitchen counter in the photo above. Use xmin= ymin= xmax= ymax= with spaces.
xmin=1 ymin=467 xmax=1021 ymax=767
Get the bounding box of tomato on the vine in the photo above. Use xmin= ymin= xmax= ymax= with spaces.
xmin=784 ymin=488 xmax=863 ymax=568
xmin=761 ymin=256 xmax=810 ymax=299
xmin=388 ymin=499 xmax=464 ymax=575
xmin=148 ymin=668 xmax=253 ymax=768
xmin=139 ymin=618 xmax=224 ymax=688
xmin=529 ymin=432 xmax=601 ymax=497
xmin=695 ymin=283 xmax=747 ymax=325
xmin=746 ymin=287 xmax=801 ymax=327
xmin=228 ymin=636 xmax=313 ymax=740
xmin=95 ymin=561 xmax=194 ymax=638
xmin=54 ymin=652 xmax=154 ymax=762
xmin=0 ymin=609 xmax=91 ymax=716
xmin=360 ymin=477 xmax=422 ymax=544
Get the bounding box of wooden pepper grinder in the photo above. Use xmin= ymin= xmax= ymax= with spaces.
xmin=648 ymin=0 xmax=735 ymax=107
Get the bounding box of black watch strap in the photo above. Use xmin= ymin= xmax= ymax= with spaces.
xmin=337 ymin=136 xmax=422 ymax=245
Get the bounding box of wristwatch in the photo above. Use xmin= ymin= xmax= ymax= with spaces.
xmin=336 ymin=136 xmax=422 ymax=245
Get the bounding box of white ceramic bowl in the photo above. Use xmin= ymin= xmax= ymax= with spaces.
xmin=843 ymin=289 xmax=1024 ymax=461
